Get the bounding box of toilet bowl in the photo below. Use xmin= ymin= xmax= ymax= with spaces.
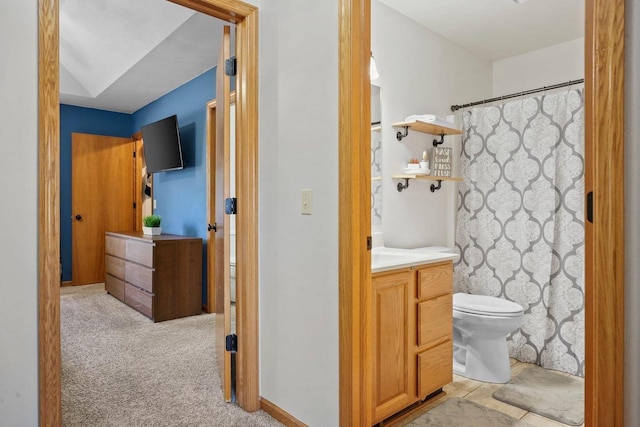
xmin=452 ymin=293 xmax=524 ymax=383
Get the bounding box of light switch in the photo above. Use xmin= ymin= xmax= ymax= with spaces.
xmin=301 ymin=189 xmax=312 ymax=215
xmin=153 ymin=199 xmax=157 ymax=209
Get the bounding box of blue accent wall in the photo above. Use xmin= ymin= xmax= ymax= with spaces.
xmin=132 ymin=67 xmax=216 ymax=303
xmin=60 ymin=67 xmax=216 ymax=304
xmin=60 ymin=105 xmax=133 ymax=282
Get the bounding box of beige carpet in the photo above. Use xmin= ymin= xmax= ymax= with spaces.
xmin=61 ymin=284 xmax=281 ymax=427
xmin=492 ymin=366 xmax=584 ymax=426
xmin=406 ymin=398 xmax=534 ymax=427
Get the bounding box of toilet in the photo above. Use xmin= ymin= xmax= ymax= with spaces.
xmin=452 ymin=293 xmax=524 ymax=383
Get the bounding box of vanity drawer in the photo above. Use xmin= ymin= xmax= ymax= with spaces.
xmin=125 ymin=262 xmax=154 ymax=293
xmin=417 ymin=263 xmax=452 ymax=301
xmin=126 ymin=239 xmax=154 ymax=268
xmin=105 ymin=235 xmax=125 ymax=258
xmin=105 ymin=254 xmax=125 ymax=280
xmin=124 ymin=283 xmax=153 ymax=319
xmin=105 ymin=274 xmax=125 ymax=301
xmin=417 ymin=293 xmax=452 ymax=347
xmin=417 ymin=339 xmax=452 ymax=398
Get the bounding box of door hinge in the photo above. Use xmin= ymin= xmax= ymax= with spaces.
xmin=587 ymin=191 xmax=594 ymax=223
xmin=225 ymin=57 xmax=237 ymax=76
xmin=367 ymin=235 xmax=372 ymax=251
xmin=133 ymin=202 xmax=136 ymax=210
xmin=225 ymin=334 xmax=237 ymax=352
xmin=225 ymin=197 xmax=237 ymax=215
xmin=133 ymin=151 xmax=136 ymax=158
xmin=208 ymin=223 xmax=217 ymax=232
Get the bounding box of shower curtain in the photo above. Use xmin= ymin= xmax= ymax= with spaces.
xmin=454 ymin=89 xmax=585 ymax=376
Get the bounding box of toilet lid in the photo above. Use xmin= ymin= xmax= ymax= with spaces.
xmin=453 ymin=293 xmax=523 ymax=317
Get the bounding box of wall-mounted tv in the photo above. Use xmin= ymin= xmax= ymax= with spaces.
xmin=141 ymin=115 xmax=184 ymax=173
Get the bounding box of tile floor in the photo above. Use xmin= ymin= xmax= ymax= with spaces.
xmin=396 ymin=359 xmax=585 ymax=427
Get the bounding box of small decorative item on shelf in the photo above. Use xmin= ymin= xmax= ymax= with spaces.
xmin=406 ymin=158 xmax=420 ymax=169
xmin=405 ymin=157 xmax=430 ymax=175
xmin=142 ymin=214 xmax=162 ymax=236
xmin=431 ymin=146 xmax=452 ymax=177
xmin=420 ymin=150 xmax=429 ymax=170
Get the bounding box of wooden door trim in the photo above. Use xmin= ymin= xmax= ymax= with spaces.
xmin=38 ymin=0 xmax=259 ymax=423
xmin=338 ymin=0 xmax=626 ymax=426
xmin=38 ymin=0 xmax=61 ymax=424
xmin=584 ymin=0 xmax=625 ymax=425
xmin=338 ymin=0 xmax=372 ymax=425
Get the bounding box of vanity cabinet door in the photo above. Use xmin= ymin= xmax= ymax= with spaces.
xmin=372 ymin=269 xmax=417 ymax=423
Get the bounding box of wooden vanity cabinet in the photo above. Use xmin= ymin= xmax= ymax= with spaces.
xmin=105 ymin=231 xmax=202 ymax=322
xmin=372 ymin=260 xmax=453 ymax=423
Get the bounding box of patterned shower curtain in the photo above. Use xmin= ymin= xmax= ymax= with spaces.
xmin=454 ymin=89 xmax=585 ymax=376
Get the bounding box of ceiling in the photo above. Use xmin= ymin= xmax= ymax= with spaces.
xmin=379 ymin=0 xmax=584 ymax=61
xmin=59 ymin=0 xmax=229 ymax=113
xmin=60 ymin=0 xmax=584 ymax=114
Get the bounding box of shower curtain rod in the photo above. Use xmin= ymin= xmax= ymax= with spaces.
xmin=450 ymin=78 xmax=584 ymax=112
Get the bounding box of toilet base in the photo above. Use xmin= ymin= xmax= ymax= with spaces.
xmin=453 ymin=334 xmax=512 ymax=383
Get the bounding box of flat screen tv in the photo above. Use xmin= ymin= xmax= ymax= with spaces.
xmin=141 ymin=115 xmax=184 ymax=173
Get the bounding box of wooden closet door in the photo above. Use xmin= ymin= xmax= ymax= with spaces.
xmin=72 ymin=133 xmax=134 ymax=286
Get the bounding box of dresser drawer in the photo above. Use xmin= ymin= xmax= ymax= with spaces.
xmin=124 ymin=283 xmax=153 ymax=319
xmin=105 ymin=274 xmax=125 ymax=301
xmin=105 ymin=235 xmax=125 ymax=258
xmin=417 ymin=293 xmax=452 ymax=347
xmin=126 ymin=239 xmax=154 ymax=267
xmin=417 ymin=263 xmax=452 ymax=301
xmin=417 ymin=339 xmax=452 ymax=398
xmin=125 ymin=262 xmax=153 ymax=293
xmin=105 ymin=254 xmax=125 ymax=280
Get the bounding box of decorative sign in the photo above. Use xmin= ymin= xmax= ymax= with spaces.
xmin=431 ymin=147 xmax=452 ymax=177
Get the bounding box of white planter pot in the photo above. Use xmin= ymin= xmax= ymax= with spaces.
xmin=143 ymin=226 xmax=162 ymax=236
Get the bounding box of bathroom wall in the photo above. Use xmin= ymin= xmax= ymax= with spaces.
xmin=492 ymin=38 xmax=584 ymax=96
xmin=258 ymin=0 xmax=339 ymax=425
xmin=372 ymin=0 xmax=493 ymax=249
xmin=625 ymin=1 xmax=640 ymax=425
xmin=0 ymin=0 xmax=38 ymax=424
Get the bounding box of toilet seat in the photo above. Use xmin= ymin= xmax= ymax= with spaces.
xmin=453 ymin=293 xmax=523 ymax=317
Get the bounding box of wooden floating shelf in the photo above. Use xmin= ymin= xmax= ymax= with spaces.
xmin=393 ymin=174 xmax=462 ymax=193
xmin=392 ymin=174 xmax=462 ymax=182
xmin=392 ymin=120 xmax=462 ymax=136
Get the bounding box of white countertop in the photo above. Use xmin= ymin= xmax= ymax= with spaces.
xmin=371 ymin=246 xmax=459 ymax=273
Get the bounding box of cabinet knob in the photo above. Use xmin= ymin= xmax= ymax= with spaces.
xmin=75 ymin=214 xmax=82 ymax=221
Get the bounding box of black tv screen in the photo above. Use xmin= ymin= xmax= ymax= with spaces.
xmin=141 ymin=115 xmax=184 ymax=173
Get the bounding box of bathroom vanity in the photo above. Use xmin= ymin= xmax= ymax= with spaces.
xmin=371 ymin=248 xmax=456 ymax=423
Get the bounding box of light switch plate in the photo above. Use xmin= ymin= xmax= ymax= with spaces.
xmin=301 ymin=189 xmax=312 ymax=215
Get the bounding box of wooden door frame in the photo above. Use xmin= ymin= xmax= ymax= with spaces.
xmin=338 ymin=0 xmax=625 ymax=426
xmin=38 ymin=0 xmax=260 ymax=423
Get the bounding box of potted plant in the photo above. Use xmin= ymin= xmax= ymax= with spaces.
xmin=142 ymin=214 xmax=162 ymax=236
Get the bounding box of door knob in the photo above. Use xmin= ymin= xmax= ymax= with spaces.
xmin=75 ymin=214 xmax=82 ymax=221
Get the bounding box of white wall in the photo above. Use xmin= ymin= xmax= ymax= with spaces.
xmin=0 ymin=1 xmax=39 ymax=425
xmin=625 ymin=1 xmax=640 ymax=425
xmin=372 ymin=0 xmax=493 ymax=249
xmin=492 ymin=38 xmax=584 ymax=97
xmin=258 ymin=1 xmax=339 ymax=425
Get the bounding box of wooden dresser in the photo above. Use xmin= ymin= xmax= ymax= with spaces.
xmin=105 ymin=231 xmax=202 ymax=322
